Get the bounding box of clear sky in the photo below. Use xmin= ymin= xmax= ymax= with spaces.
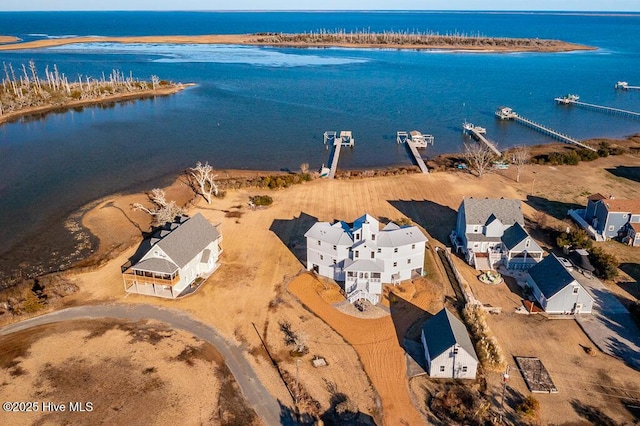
xmin=1 ymin=1 xmax=639 ymax=12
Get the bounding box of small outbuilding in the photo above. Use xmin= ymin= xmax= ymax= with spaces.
xmin=421 ymin=308 xmax=478 ymax=379
xmin=526 ymin=254 xmax=595 ymax=314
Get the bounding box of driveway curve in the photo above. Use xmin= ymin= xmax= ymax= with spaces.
xmin=0 ymin=304 xmax=284 ymax=425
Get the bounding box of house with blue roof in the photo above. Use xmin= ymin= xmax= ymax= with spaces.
xmin=526 ymin=254 xmax=594 ymax=314
xmin=420 ymin=308 xmax=478 ymax=379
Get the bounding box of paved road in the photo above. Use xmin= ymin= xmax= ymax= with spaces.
xmin=0 ymin=304 xmax=286 ymax=425
xmin=574 ymin=274 xmax=640 ymax=371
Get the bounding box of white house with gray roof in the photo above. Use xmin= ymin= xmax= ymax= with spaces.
xmin=305 ymin=214 xmax=427 ymax=304
xmin=526 ymin=254 xmax=594 ymax=314
xmin=451 ymin=197 xmax=543 ymax=270
xmin=122 ymin=213 xmax=222 ymax=299
xmin=421 ymin=308 xmax=478 ymax=379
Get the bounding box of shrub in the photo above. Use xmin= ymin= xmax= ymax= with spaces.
xmin=556 ymin=227 xmax=593 ymax=250
xmin=589 ymin=247 xmax=619 ymax=280
xmin=250 ymin=195 xmax=273 ymax=206
xmin=516 ymin=396 xmax=540 ymax=418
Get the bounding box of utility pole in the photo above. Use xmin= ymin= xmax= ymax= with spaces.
xmin=295 ymin=358 xmax=301 ymax=405
xmin=499 ymin=365 xmax=510 ymax=424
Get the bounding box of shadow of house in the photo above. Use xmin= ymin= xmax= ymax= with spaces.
xmin=525 ymin=195 xmax=583 ymax=221
xmin=388 ymin=199 xmax=457 ymax=244
xmin=389 ymin=294 xmax=433 ymax=373
xmin=570 ymin=399 xmax=617 ymax=426
xmin=620 ymin=263 xmax=640 ymax=287
xmin=606 ymin=166 xmax=640 ymax=183
xmin=269 ymin=212 xmax=319 ymax=266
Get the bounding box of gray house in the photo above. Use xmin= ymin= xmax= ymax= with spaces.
xmin=122 ymin=213 xmax=222 ymax=299
xmin=451 ymin=197 xmax=543 ymax=270
xmin=583 ymin=193 xmax=640 ymax=243
xmin=421 ymin=308 xmax=478 ymax=379
xmin=526 ymin=254 xmax=594 ymax=314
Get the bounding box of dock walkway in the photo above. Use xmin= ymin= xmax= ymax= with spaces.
xmin=327 ymin=143 xmax=342 ymax=179
xmin=555 ymin=95 xmax=640 ymax=120
xmin=396 ymin=131 xmax=429 ymax=174
xmin=495 ymin=106 xmax=596 ymax=152
xmin=462 ymin=123 xmax=501 ymax=156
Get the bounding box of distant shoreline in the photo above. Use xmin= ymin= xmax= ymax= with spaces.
xmin=0 ymin=33 xmax=594 ymax=53
xmin=0 ymin=83 xmax=192 ymax=126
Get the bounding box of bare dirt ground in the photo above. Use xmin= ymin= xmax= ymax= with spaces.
xmin=3 ymin=142 xmax=639 ymax=424
xmin=0 ymin=319 xmax=259 ymax=426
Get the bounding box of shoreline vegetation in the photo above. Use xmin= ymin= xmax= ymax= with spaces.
xmin=0 ymin=31 xmax=594 ymax=53
xmin=0 ymin=62 xmax=190 ymax=125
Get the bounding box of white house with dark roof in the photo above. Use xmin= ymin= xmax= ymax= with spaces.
xmin=421 ymin=308 xmax=478 ymax=379
xmin=451 ymin=197 xmax=543 ymax=270
xmin=526 ymin=254 xmax=594 ymax=314
xmin=122 ymin=213 xmax=222 ymax=299
xmin=305 ymin=214 xmax=427 ymax=304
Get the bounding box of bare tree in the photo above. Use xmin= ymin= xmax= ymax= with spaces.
xmin=189 ymin=162 xmax=219 ymax=204
xmin=299 ymin=163 xmax=309 ymax=174
xmin=510 ymin=145 xmax=531 ymax=183
xmin=132 ymin=188 xmax=184 ymax=226
xmin=463 ymin=142 xmax=496 ymax=178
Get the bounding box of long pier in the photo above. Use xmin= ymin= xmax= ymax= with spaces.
xmin=495 ymin=106 xmax=596 ymax=152
xmin=462 ymin=122 xmax=501 ymax=156
xmin=397 ymin=131 xmax=430 ymax=174
xmin=327 ymin=143 xmax=342 ymax=179
xmin=555 ymin=95 xmax=640 ymax=120
xmin=615 ymin=81 xmax=640 ymax=91
xmin=323 ymin=130 xmax=353 ymax=179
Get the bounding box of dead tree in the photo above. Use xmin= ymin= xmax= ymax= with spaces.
xmin=463 ymin=142 xmax=496 ymax=178
xmin=132 ymin=188 xmax=184 ymax=226
xmin=510 ymin=145 xmax=531 ymax=183
xmin=189 ymin=161 xmax=218 ymax=204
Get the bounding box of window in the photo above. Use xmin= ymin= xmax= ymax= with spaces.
xmin=439 ymin=366 xmax=445 ymax=372
xmin=333 ymin=245 xmax=337 ymax=250
xmin=377 ymin=248 xmax=381 ymax=253
xmin=411 ymin=244 xmax=415 ymax=249
xmin=608 ymin=225 xmax=615 ymax=231
xmin=333 ymin=259 xmax=337 ymax=265
xmin=371 ymin=234 xmax=376 ymax=241
xmin=394 ymin=248 xmax=398 ymax=253
xmin=320 ymin=255 xmax=324 ymax=261
xmin=355 ymin=251 xmax=359 ymax=258
xmin=573 ymin=286 xmax=579 ymax=294
xmin=462 ymin=366 xmax=468 ymax=373
xmin=371 ymin=252 xmax=375 ymax=259
xmin=453 ymin=347 xmax=459 ymax=354
xmin=525 ymin=239 xmax=530 ymax=248
xmin=407 ymin=259 xmax=411 ymax=264
xmin=317 ymin=240 xmax=321 ymax=246
xmin=393 ymin=262 xmax=397 ymax=267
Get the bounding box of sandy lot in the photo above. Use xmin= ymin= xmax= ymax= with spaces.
xmin=0 ymin=319 xmax=259 ymax=425
xmin=3 ymin=142 xmax=640 ymax=424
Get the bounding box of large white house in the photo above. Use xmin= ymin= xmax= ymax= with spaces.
xmin=451 ymin=197 xmax=543 ymax=270
xmin=421 ymin=308 xmax=478 ymax=379
xmin=305 ymin=213 xmax=427 ymax=304
xmin=122 ymin=213 xmax=222 ymax=299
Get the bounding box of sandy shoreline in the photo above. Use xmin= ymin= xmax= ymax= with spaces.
xmin=0 ymin=33 xmax=594 ymax=53
xmin=0 ymin=83 xmax=192 ymax=126
xmin=0 ymin=35 xmax=20 ymax=43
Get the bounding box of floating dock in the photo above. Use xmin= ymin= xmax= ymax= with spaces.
xmin=615 ymin=81 xmax=640 ymax=91
xmin=555 ymin=94 xmax=640 ymax=120
xmin=396 ymin=130 xmax=431 ymax=174
xmin=462 ymin=122 xmax=501 ymax=156
xmin=323 ymin=130 xmax=353 ymax=179
xmin=495 ymin=106 xmax=596 ymax=152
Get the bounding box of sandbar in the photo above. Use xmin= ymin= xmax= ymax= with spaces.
xmin=0 ymin=33 xmax=594 ymax=53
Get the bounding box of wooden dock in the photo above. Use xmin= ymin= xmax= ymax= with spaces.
xmin=495 ymin=106 xmax=596 ymax=152
xmin=555 ymin=95 xmax=640 ymax=120
xmin=327 ymin=142 xmax=342 ymax=179
xmin=396 ymin=131 xmax=430 ymax=174
xmin=462 ymin=122 xmax=501 ymax=156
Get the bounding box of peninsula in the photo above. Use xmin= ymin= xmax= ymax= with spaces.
xmin=0 ymin=63 xmax=189 ymax=125
xmin=0 ymin=32 xmax=594 ymax=53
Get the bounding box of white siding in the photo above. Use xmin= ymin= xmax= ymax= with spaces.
xmin=424 ymin=342 xmax=478 ymax=379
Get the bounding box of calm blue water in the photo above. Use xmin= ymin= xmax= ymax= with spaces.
xmin=0 ymin=11 xmax=640 ymax=268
